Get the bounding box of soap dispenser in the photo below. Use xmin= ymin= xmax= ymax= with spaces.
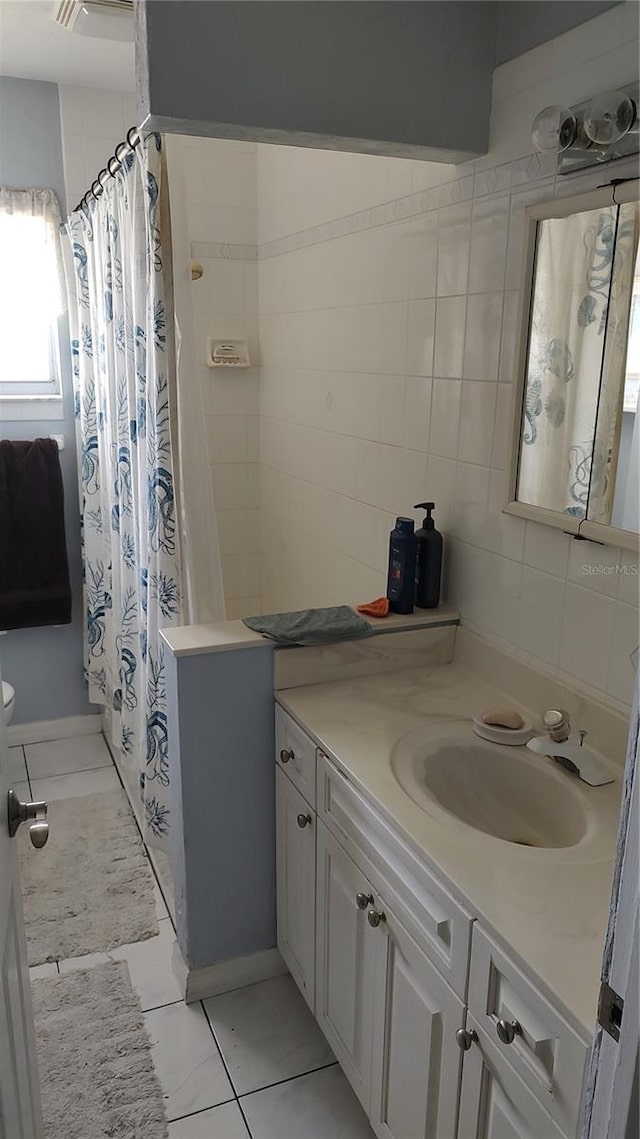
xmin=414 ymin=502 xmax=442 ymax=609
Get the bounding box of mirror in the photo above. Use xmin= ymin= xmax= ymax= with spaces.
xmin=508 ymin=182 xmax=640 ymax=550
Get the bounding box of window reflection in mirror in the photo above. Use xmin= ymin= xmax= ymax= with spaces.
xmin=515 ymin=190 xmax=639 ymax=540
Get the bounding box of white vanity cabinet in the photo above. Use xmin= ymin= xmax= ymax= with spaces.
xmin=274 ymin=706 xmax=588 ymax=1139
xmin=457 ymin=1016 xmax=566 ymax=1139
xmin=368 ymin=894 xmax=464 ymax=1139
xmin=315 ymin=820 xmax=378 ymax=1110
xmin=275 ymin=767 xmax=316 ymax=1010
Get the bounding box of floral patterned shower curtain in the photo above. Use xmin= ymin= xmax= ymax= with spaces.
xmin=62 ymin=134 xmax=182 ymax=852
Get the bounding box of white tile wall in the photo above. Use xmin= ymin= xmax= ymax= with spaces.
xmin=180 ymin=135 xmax=260 ymax=616
xmin=255 ymin=3 xmax=640 ymax=709
xmin=58 ymin=85 xmax=138 ymax=211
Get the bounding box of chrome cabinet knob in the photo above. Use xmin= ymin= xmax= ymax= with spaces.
xmin=456 ymin=1027 xmax=479 ymax=1051
xmin=280 ymin=748 xmax=294 ymax=764
xmin=7 ymin=789 xmax=49 ymax=848
xmin=296 ymin=813 xmax=312 ymax=828
xmin=356 ymin=892 xmax=374 ymax=910
xmin=496 ymin=1018 xmax=522 ymax=1045
xmin=367 ymin=908 xmax=386 ymax=928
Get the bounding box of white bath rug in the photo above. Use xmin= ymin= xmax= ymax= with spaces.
xmin=32 ymin=961 xmax=168 ymax=1139
xmin=20 ymin=788 xmax=158 ymax=965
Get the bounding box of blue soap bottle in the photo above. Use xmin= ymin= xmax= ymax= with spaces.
xmin=385 ymin=517 xmax=416 ymax=614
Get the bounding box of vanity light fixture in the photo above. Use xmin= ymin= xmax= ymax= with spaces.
xmin=531 ymin=81 xmax=639 ymax=174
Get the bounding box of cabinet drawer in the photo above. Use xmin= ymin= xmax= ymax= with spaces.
xmin=317 ymin=753 xmax=472 ymax=998
xmin=468 ymin=926 xmax=588 ymax=1137
xmin=275 ymin=705 xmax=316 ymax=808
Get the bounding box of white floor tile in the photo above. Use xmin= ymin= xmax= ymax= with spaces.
xmin=241 ymin=1064 xmax=374 ymax=1139
xmin=205 ymin=974 xmax=334 ymax=1096
xmin=31 ymin=765 xmax=120 ymax=803
xmin=145 ymin=1000 xmax=234 ymax=1122
xmin=169 ymin=1102 xmax=250 ymax=1139
xmin=110 ymin=917 xmax=183 ymax=1011
xmin=59 ymin=918 xmax=182 ymax=1012
xmin=26 ymin=733 xmax=112 ymax=779
xmin=7 ymin=746 xmax=28 ymax=784
xmin=29 ymin=962 xmax=58 ymax=980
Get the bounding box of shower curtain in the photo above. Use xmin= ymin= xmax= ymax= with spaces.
xmin=63 ymin=134 xmax=181 ymax=852
xmin=519 ymin=205 xmax=637 ymax=520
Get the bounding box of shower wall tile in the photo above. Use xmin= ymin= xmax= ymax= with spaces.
xmin=255 ymin=4 xmax=638 ymax=710
xmin=178 ymin=135 xmax=260 ymax=613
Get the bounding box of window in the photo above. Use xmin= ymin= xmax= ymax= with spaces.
xmin=0 ymin=188 xmax=64 ymax=400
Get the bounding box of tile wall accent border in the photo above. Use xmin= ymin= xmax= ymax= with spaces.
xmin=191 ymin=241 xmax=258 ymax=261
xmin=256 ymin=150 xmax=563 ymax=261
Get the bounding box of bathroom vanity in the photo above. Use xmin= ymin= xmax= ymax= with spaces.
xmin=274 ymin=658 xmax=622 ymax=1139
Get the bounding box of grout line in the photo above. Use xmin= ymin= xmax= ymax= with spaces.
xmin=235 ymin=1094 xmax=253 ymax=1138
xmin=200 ymin=999 xmax=254 ymax=1135
xmin=142 ymin=997 xmax=184 ymax=1015
xmin=237 ymin=1060 xmax=340 ymax=1102
xmin=167 ymin=1098 xmax=239 ymax=1126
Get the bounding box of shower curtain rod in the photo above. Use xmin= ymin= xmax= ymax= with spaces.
xmin=71 ymin=125 xmax=142 ymax=217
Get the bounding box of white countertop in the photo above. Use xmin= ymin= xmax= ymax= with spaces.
xmin=277 ymin=660 xmax=623 ymax=1036
xmin=161 ymin=605 xmax=459 ymax=657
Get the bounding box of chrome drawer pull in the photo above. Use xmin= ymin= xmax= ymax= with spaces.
xmin=496 ymin=1018 xmax=522 ymax=1045
xmin=456 ymin=1027 xmax=479 ymax=1051
xmin=356 ymin=892 xmax=374 ymax=910
xmin=367 ymin=908 xmax=386 ymax=928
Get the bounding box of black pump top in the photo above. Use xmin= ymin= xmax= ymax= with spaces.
xmin=415 ymin=502 xmax=436 ymax=530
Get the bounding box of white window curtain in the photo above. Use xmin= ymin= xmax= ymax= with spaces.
xmin=0 ymin=188 xmax=64 ymax=396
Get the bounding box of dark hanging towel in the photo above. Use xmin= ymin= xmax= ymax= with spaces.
xmin=0 ymin=439 xmax=72 ymax=630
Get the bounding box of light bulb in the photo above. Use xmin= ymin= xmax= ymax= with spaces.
xmin=531 ymin=105 xmax=577 ymax=153
xmin=584 ymin=91 xmax=636 ymax=145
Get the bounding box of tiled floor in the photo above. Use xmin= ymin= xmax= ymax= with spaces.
xmin=19 ymin=732 xmax=374 ymax=1138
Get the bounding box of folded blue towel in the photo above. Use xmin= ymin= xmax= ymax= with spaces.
xmin=243 ymin=605 xmax=372 ymax=646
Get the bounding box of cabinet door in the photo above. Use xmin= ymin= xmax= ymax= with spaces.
xmin=275 ymin=767 xmax=316 ymax=1011
xmin=315 ymin=819 xmax=378 ymax=1112
xmin=369 ymin=903 xmax=464 ymax=1139
xmin=457 ymin=1016 xmax=564 ymax=1139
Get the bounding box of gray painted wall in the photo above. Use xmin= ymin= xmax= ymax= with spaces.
xmin=0 ymin=76 xmax=93 ymax=724
xmin=138 ymin=1 xmax=496 ymax=160
xmin=137 ymin=1 xmax=630 ymax=160
xmin=495 ymin=1 xmax=622 ymax=64
xmin=167 ymin=644 xmax=276 ymax=969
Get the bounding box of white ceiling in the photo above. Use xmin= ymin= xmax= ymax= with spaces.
xmin=0 ymin=1 xmax=135 ymax=92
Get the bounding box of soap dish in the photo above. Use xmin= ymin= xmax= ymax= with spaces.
xmin=472 ymin=714 xmax=533 ymax=746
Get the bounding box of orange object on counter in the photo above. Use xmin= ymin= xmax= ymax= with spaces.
xmin=356 ymin=597 xmax=390 ymax=618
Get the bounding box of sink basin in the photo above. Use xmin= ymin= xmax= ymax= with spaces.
xmin=391 ymin=724 xmax=589 ymax=848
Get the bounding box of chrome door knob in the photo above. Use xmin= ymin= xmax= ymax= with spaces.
xmin=356 ymin=892 xmax=374 ymax=910
xmin=456 ymin=1027 xmax=479 ymax=1051
xmin=280 ymin=748 xmax=294 ymax=764
xmin=7 ymin=789 xmax=49 ymax=848
xmin=496 ymin=1018 xmax=522 ymax=1045
xmin=367 ymin=908 xmax=386 ymax=928
xmin=296 ymin=813 xmax=312 ymax=828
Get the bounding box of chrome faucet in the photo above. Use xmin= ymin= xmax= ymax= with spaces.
xmin=527 ymin=709 xmax=614 ymax=787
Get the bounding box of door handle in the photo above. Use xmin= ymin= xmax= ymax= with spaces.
xmin=7 ymin=789 xmax=49 ymax=848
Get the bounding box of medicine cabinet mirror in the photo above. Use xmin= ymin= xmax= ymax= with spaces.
xmin=506 ymin=179 xmax=640 ymax=552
